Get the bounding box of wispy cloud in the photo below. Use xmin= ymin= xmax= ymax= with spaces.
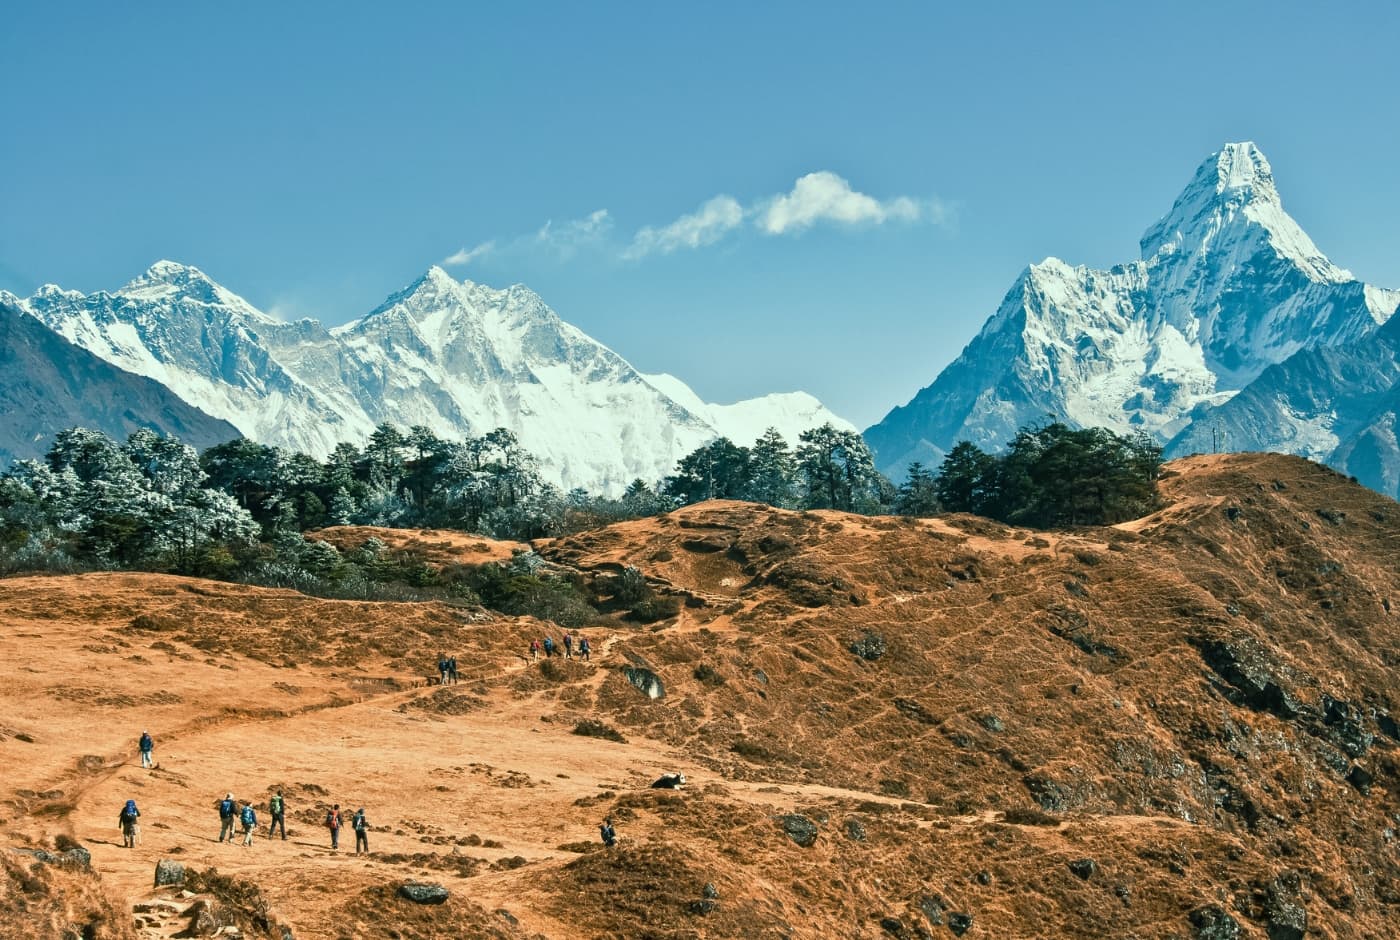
xmin=442 ymin=240 xmax=495 ymax=267
xmin=759 ymin=171 xmax=927 ymax=235
xmin=444 ymin=173 xmax=942 ymax=268
xmin=534 ymin=209 xmax=612 ymax=258
xmin=626 ymin=171 xmax=944 ymax=258
xmin=625 ymin=195 xmax=744 ymax=259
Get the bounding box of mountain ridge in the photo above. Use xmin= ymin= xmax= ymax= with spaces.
xmin=8 ymin=263 xmax=852 ymax=493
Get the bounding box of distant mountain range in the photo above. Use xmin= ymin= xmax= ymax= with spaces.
xmin=0 ymin=300 xmax=237 ymax=465
xmin=1 ymin=264 xmax=850 ymax=494
xmin=864 ymin=142 xmax=1400 ymax=499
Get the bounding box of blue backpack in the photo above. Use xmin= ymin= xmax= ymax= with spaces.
xmin=241 ymin=805 xmax=255 ymax=825
xmin=220 ymin=798 xmax=235 ymax=818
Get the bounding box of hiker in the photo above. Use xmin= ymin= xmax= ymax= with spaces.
xmin=268 ymin=790 xmax=286 ymax=840
xmin=138 ymin=730 xmax=154 ymax=769
xmin=542 ymin=635 xmax=555 ymax=658
xmin=437 ymin=653 xmax=449 ymax=686
xmin=240 ymin=802 xmax=258 ymax=846
xmin=352 ymin=807 xmax=370 ymax=854
xmin=530 ymin=638 xmax=540 ymax=662
xmin=118 ymin=799 xmax=140 ymax=849
xmin=325 ymin=804 xmax=342 ymax=850
xmin=563 ymin=632 xmax=573 ymax=659
xmin=447 ymin=655 xmax=458 ymax=684
xmin=578 ymin=636 xmax=590 ymax=662
xmin=218 ymin=792 xmax=237 ymax=843
xmin=599 ymin=817 xmax=617 ymax=847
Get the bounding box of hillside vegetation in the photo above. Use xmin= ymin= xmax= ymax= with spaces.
xmin=0 ymin=453 xmax=1396 ymax=938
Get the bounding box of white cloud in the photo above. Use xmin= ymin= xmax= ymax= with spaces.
xmin=442 ymin=240 xmax=495 ymax=267
xmin=535 ymin=209 xmax=613 ymax=257
xmin=625 ymin=195 xmax=744 ymax=259
xmin=759 ymin=171 xmax=926 ymax=235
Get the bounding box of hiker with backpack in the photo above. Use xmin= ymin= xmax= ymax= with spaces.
xmin=240 ymin=802 xmax=258 ymax=846
xmin=530 ymin=638 xmax=540 ymax=662
xmin=447 ymin=655 xmax=458 ymax=684
xmin=352 ymin=808 xmax=370 ymax=854
xmin=138 ymin=730 xmax=154 ymax=769
xmin=599 ymin=817 xmax=617 ymax=847
xmin=118 ymin=799 xmax=140 ymax=848
xmin=268 ymin=790 xmax=286 ymax=840
xmin=542 ymin=635 xmax=555 ymax=658
xmin=325 ymin=804 xmax=342 ymax=850
xmin=578 ymin=636 xmax=590 ymax=662
xmin=563 ymin=632 xmax=573 ymax=659
xmin=217 ymin=792 xmax=237 ymax=843
xmin=437 ymin=653 xmax=449 ymax=685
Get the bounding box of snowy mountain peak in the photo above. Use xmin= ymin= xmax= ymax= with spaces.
xmin=865 ymin=141 xmax=1396 ymax=480
xmin=1207 ymin=141 xmax=1276 ymax=200
xmin=113 ymin=259 xmax=280 ymax=324
xmin=1140 ymin=141 xmax=1346 ymax=284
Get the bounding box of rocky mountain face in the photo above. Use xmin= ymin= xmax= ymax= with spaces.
xmin=0 ymin=300 xmax=237 ymax=465
xmin=4 ymin=264 xmax=852 ymax=493
xmin=5 ymin=453 xmax=1399 ymax=938
xmin=864 ymin=142 xmax=1400 ymax=490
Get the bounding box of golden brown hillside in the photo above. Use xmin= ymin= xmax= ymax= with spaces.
xmin=1 ymin=453 xmax=1397 ymax=939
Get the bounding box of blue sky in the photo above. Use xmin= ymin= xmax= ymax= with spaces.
xmin=2 ymin=1 xmax=1398 ymax=427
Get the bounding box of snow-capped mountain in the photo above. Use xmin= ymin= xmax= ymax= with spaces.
xmin=1166 ymin=309 xmax=1400 ymax=499
xmin=0 ymin=299 xmax=237 ymax=465
xmin=6 ymin=263 xmax=851 ymax=493
xmin=864 ymin=142 xmax=1400 ymax=478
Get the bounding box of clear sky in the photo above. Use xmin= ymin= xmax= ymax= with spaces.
xmin=3 ymin=1 xmax=1398 ymax=428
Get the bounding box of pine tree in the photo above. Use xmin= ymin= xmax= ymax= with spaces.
xmin=745 ymin=427 xmax=795 ymax=507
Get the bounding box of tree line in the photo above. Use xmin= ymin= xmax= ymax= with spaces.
xmin=0 ymin=419 xmax=1161 ymax=582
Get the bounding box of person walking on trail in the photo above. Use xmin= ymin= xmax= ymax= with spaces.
xmin=325 ymin=804 xmax=342 ymax=850
xmin=578 ymin=636 xmax=590 ymax=662
xmin=437 ymin=653 xmax=449 ymax=686
xmin=447 ymin=655 xmax=458 ymax=684
xmin=268 ymin=790 xmax=286 ymax=840
xmin=352 ymin=808 xmax=370 ymax=854
xmin=563 ymin=632 xmax=573 ymax=659
xmin=138 ymin=730 xmax=154 ymax=769
xmin=542 ymin=636 xmax=555 ymax=658
xmin=530 ymin=638 xmax=540 ymax=662
xmin=599 ymin=817 xmax=617 ymax=847
xmin=218 ymin=793 xmax=237 ymax=843
xmin=118 ymin=799 xmax=140 ymax=849
xmin=240 ymin=802 xmax=257 ymax=847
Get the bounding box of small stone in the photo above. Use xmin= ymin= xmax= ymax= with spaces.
xmin=1346 ymin=765 xmax=1373 ymax=795
xmin=702 ymin=882 xmax=719 ymax=900
xmin=687 ymin=899 xmax=718 ymax=915
xmin=1189 ymin=904 xmax=1241 ymax=940
xmin=779 ymin=814 xmax=819 ymax=848
xmin=154 ymin=858 xmax=186 ymax=888
xmin=1067 ymin=858 xmax=1097 ymax=880
xmin=845 ymin=818 xmax=867 ymax=842
xmin=919 ymin=895 xmax=944 ymax=926
xmin=398 ymin=882 xmax=450 ymax=905
xmin=948 ymin=912 xmax=973 ymax=936
xmin=879 ymin=915 xmax=906 ymax=935
xmin=974 ymin=870 xmax=992 ymax=886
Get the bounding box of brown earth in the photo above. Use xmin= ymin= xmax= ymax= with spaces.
xmin=1 ymin=452 xmax=1398 ymax=939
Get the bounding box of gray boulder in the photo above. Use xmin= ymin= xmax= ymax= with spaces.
xmin=399 ymin=882 xmax=449 ymax=905
xmin=154 ymin=858 xmax=186 ymax=888
xmin=778 ymin=814 xmax=819 ymax=848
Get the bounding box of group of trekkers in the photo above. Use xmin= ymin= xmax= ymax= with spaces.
xmin=120 ymin=637 xmax=623 ymax=857
xmin=529 ymin=631 xmax=590 ymax=662
xmin=119 ymin=734 xmax=372 ymax=854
